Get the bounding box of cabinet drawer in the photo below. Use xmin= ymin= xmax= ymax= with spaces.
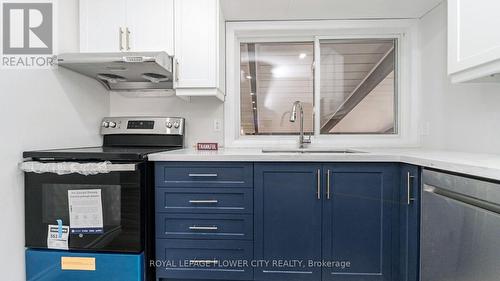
xmin=26 ymin=249 xmax=143 ymax=281
xmin=156 ymin=162 xmax=253 ymax=188
xmin=156 ymin=239 xmax=253 ymax=280
xmin=156 ymin=214 xmax=253 ymax=240
xmin=155 ymin=188 xmax=253 ymax=214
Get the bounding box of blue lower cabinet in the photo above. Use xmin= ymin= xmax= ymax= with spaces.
xmin=254 ymin=163 xmax=403 ymax=281
xmin=322 ymin=163 xmax=400 ymax=281
xmin=254 ymin=164 xmax=323 ymax=281
xmin=399 ymin=164 xmax=421 ymax=281
xmin=156 ymin=239 xmax=253 ymax=280
xmin=25 ymin=249 xmax=144 ymax=281
xmin=154 ymin=162 xmax=419 ymax=281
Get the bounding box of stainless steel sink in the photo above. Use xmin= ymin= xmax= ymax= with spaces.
xmin=261 ymin=148 xmax=366 ymax=154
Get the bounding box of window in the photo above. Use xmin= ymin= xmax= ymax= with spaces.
xmin=240 ymin=42 xmax=314 ymax=135
xmin=226 ymin=20 xmax=418 ymax=147
xmin=319 ymin=39 xmax=397 ymax=134
xmin=239 ymin=39 xmax=397 ymax=136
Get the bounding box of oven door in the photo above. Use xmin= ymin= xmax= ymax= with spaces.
xmin=24 ymin=161 xmax=145 ymax=253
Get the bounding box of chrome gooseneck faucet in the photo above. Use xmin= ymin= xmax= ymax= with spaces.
xmin=290 ymin=101 xmax=311 ymax=148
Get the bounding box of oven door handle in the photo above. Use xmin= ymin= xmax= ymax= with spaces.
xmin=106 ymin=163 xmax=137 ymax=172
xmin=19 ymin=161 xmax=137 ymax=175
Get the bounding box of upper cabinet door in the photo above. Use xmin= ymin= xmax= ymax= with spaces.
xmin=126 ymin=0 xmax=174 ymax=54
xmin=448 ymin=0 xmax=500 ymax=82
xmin=322 ymin=163 xmax=399 ymax=281
xmin=80 ymin=0 xmax=126 ymax=52
xmin=174 ymin=0 xmax=218 ymax=88
xmin=254 ymin=163 xmax=322 ymax=281
xmin=80 ymin=0 xmax=174 ymax=53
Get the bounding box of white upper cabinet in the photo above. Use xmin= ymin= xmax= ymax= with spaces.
xmin=79 ymin=0 xmax=126 ymax=53
xmin=126 ymin=0 xmax=174 ymax=54
xmin=80 ymin=0 xmax=174 ymax=54
xmin=80 ymin=0 xmax=225 ymax=99
xmin=448 ymin=0 xmax=500 ymax=83
xmin=174 ymin=0 xmax=225 ymax=100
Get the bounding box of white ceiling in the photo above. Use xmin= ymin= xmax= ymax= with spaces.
xmin=221 ymin=0 xmax=442 ymax=21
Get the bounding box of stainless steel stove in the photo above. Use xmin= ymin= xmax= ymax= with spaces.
xmin=21 ymin=117 xmax=185 ymax=281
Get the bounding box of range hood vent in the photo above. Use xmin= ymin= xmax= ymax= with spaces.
xmin=57 ymin=52 xmax=174 ymax=92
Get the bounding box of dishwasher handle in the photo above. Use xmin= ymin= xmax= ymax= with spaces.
xmin=424 ymin=184 xmax=500 ymax=215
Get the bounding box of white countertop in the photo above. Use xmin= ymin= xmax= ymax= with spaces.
xmin=148 ymin=148 xmax=500 ymax=181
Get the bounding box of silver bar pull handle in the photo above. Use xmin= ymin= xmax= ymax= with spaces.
xmin=407 ymin=172 xmax=415 ymax=205
xmin=316 ymin=169 xmax=321 ymax=200
xmin=188 ymin=173 xmax=218 ymax=177
xmin=125 ymin=27 xmax=131 ymax=51
xmin=189 ymin=226 xmax=218 ymax=231
xmin=119 ymin=27 xmax=124 ymax=51
xmin=326 ymin=169 xmax=331 ymax=200
xmin=189 ymin=200 xmax=218 ymax=204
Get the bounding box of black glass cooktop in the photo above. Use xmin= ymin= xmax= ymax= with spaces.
xmin=23 ymin=146 xmax=181 ymax=161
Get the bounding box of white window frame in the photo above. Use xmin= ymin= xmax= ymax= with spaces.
xmin=225 ymin=20 xmax=420 ymax=148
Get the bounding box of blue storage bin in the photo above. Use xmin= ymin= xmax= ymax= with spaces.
xmin=26 ymin=249 xmax=143 ymax=281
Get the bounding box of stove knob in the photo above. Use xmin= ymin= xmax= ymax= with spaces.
xmin=174 ymin=122 xmax=180 ymax=128
xmin=102 ymin=121 xmax=109 ymax=128
xmin=109 ymin=121 xmax=117 ymax=128
xmin=166 ymin=122 xmax=173 ymax=128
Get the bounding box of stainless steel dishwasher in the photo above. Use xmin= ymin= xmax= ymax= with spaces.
xmin=421 ymin=169 xmax=500 ymax=281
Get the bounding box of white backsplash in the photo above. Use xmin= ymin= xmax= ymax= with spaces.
xmin=109 ymin=92 xmax=224 ymax=147
xmin=419 ymin=3 xmax=500 ymax=154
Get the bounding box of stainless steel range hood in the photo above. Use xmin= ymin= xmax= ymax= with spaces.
xmin=57 ymin=52 xmax=174 ymax=91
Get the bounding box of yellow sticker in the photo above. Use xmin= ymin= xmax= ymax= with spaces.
xmin=61 ymin=257 xmax=96 ymax=271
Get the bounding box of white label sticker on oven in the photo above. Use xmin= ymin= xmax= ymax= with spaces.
xmin=47 ymin=224 xmax=69 ymax=250
xmin=68 ymin=189 xmax=104 ymax=234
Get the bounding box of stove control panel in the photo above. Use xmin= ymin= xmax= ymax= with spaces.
xmin=100 ymin=117 xmax=185 ymax=135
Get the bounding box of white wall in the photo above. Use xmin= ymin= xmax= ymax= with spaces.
xmin=419 ymin=2 xmax=500 ymax=154
xmin=110 ymin=93 xmax=224 ymax=147
xmin=0 ymin=1 xmax=109 ymax=280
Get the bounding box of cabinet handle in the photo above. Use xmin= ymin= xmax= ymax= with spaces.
xmin=119 ymin=27 xmax=124 ymax=51
xmin=175 ymin=59 xmax=180 ymax=82
xmin=188 ymin=173 xmax=218 ymax=177
xmin=125 ymin=27 xmax=131 ymax=51
xmin=189 ymin=200 xmax=218 ymax=204
xmin=327 ymin=169 xmax=331 ymax=200
xmin=316 ymin=169 xmax=321 ymax=200
xmin=188 ymin=226 xmax=218 ymax=231
xmin=407 ymin=172 xmax=415 ymax=205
